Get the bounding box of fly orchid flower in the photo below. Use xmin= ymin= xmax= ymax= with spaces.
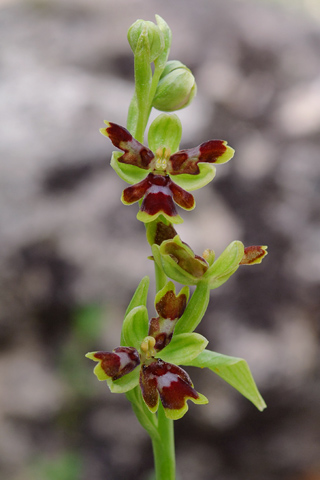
xmin=100 ymin=114 xmax=234 ymax=224
xmin=86 ymin=282 xmax=208 ymax=420
xmin=152 ymin=235 xmax=268 ymax=288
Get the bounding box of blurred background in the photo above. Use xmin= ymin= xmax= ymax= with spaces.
xmin=1 ymin=0 xmax=320 ymax=479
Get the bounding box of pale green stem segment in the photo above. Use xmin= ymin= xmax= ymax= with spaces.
xmin=152 ymin=254 xmax=176 ymax=480
xmin=127 ymin=56 xmax=165 ymax=142
xmin=152 ymin=403 xmax=176 ymax=480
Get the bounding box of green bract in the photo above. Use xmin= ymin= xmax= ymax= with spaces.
xmin=185 ymin=349 xmax=267 ymax=411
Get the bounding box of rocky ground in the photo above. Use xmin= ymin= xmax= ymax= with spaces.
xmin=1 ymin=0 xmax=320 ymax=479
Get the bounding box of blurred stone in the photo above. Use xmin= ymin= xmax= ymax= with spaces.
xmin=0 ymin=345 xmax=66 ymax=419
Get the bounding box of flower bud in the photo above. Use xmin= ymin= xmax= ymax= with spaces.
xmin=152 ymin=60 xmax=197 ymax=112
xmin=128 ymin=19 xmax=165 ymax=62
xmin=148 ymin=113 xmax=182 ymax=153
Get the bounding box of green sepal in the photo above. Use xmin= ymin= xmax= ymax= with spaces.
xmin=154 ymin=281 xmax=189 ymax=309
xmin=148 ymin=113 xmax=182 ymax=154
xmin=106 ymin=366 xmax=140 ymax=393
xmin=171 ymin=163 xmax=216 ymax=192
xmin=121 ymin=306 xmax=149 ymax=350
xmin=204 ymin=240 xmax=244 ymax=289
xmin=157 ymin=332 xmax=208 ymax=365
xmin=185 ymin=349 xmax=266 ymax=411
xmin=110 ymin=151 xmax=148 ymax=185
xmin=174 ymin=281 xmax=210 ymax=334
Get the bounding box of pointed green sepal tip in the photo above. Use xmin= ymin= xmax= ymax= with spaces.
xmin=205 ymin=240 xmax=244 ymax=289
xmin=217 ymin=142 xmax=235 ymax=164
xmin=86 ymin=352 xmax=111 ymax=381
xmin=124 ymin=276 xmax=150 ymax=318
xmin=99 ymin=120 xmax=111 ymax=137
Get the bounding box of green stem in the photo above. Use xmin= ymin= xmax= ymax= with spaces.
xmin=152 ymin=403 xmax=175 ymax=480
xmin=129 ymin=64 xmax=164 ymax=143
xmin=152 ymin=247 xmax=176 ymax=479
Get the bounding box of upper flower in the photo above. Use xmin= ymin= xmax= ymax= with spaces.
xmin=100 ymin=114 xmax=234 ymax=223
xmin=86 ymin=281 xmax=208 ymax=420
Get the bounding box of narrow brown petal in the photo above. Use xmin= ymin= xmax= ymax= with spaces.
xmin=168 ymin=180 xmax=195 ymax=210
xmin=105 ymin=122 xmax=154 ymax=169
xmin=140 ymin=364 xmax=159 ymax=411
xmin=122 ymin=176 xmax=151 ymax=204
xmin=168 ymin=140 xmax=229 ymax=175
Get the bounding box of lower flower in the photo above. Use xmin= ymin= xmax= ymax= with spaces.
xmin=140 ymin=359 xmax=207 ymax=420
xmin=86 ymin=349 xmax=207 ymax=420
